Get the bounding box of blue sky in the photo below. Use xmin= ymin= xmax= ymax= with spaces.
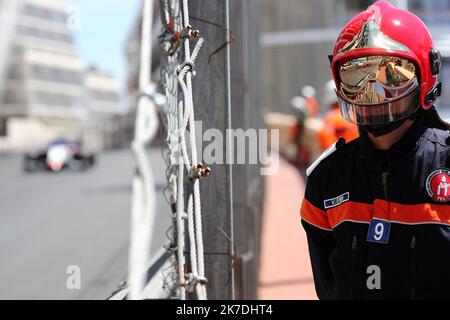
xmin=69 ymin=0 xmax=141 ymax=88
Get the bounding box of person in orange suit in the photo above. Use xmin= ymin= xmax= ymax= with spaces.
xmin=318 ymin=80 xmax=359 ymax=150
xmin=302 ymin=85 xmax=320 ymax=118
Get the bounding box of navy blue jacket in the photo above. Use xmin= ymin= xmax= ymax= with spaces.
xmin=301 ymin=114 xmax=450 ymax=299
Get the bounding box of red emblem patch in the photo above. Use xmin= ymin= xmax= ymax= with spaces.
xmin=426 ymin=169 xmax=450 ymax=203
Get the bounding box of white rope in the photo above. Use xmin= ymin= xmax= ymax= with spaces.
xmin=186 ymin=195 xmax=200 ymax=297
xmin=159 ymin=0 xmax=187 ymax=299
xmin=181 ymin=0 xmax=207 ymax=299
xmin=176 ymin=98 xmax=187 ymax=300
xmin=128 ymin=0 xmax=158 ymax=300
xmin=177 ymin=36 xmax=207 ymax=300
xmin=159 ymin=0 xmax=208 ymax=300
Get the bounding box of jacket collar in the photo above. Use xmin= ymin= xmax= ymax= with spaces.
xmin=358 ymin=114 xmax=427 ymax=168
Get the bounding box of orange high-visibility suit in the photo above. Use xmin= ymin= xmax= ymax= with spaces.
xmin=318 ymin=108 xmax=359 ymax=149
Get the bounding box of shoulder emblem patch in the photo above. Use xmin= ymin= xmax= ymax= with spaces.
xmin=426 ymin=168 xmax=450 ymax=202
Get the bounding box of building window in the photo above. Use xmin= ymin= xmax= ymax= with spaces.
xmin=90 ymin=89 xmax=119 ymax=103
xmin=7 ymin=65 xmax=23 ymax=80
xmin=0 ymin=118 xmax=7 ymax=137
xmin=34 ymin=91 xmax=79 ymax=107
xmin=32 ymin=65 xmax=83 ymax=85
xmin=3 ymin=89 xmax=25 ymax=105
xmin=22 ymin=4 xmax=68 ymax=24
xmin=16 ymin=25 xmax=73 ymax=44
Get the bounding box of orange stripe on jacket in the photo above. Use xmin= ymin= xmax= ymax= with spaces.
xmin=377 ymin=200 xmax=450 ymax=226
xmin=323 ymin=199 xmax=450 ymax=229
xmin=327 ymin=201 xmax=372 ymax=228
xmin=300 ymin=198 xmax=331 ymax=230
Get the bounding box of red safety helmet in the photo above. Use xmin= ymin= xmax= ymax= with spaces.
xmin=330 ymin=0 xmax=441 ymax=125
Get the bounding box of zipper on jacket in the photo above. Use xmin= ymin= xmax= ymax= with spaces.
xmin=352 ymin=236 xmax=357 ymax=250
xmin=381 ymin=171 xmax=389 ymax=200
xmin=410 ymin=235 xmax=416 ymax=299
xmin=350 ymin=236 xmax=357 ymax=298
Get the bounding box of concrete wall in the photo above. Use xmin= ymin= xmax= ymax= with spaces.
xmin=260 ymin=0 xmax=339 ymax=115
xmin=187 ymin=0 xmax=264 ymax=299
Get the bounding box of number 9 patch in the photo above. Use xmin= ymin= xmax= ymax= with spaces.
xmin=367 ymin=219 xmax=391 ymax=244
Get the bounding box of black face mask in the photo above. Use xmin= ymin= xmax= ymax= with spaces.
xmin=359 ymin=109 xmax=422 ymax=137
xmin=360 ymin=118 xmax=409 ymax=137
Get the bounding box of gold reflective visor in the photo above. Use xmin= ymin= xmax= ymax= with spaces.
xmin=337 ymin=55 xmax=420 ymax=125
xmin=337 ymin=86 xmax=420 ymax=125
xmin=339 ymin=55 xmax=417 ymax=104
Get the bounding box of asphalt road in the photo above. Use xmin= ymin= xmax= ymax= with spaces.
xmin=0 ymin=148 xmax=170 ymax=299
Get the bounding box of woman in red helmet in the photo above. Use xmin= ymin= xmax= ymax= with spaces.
xmin=300 ymin=1 xmax=450 ymax=299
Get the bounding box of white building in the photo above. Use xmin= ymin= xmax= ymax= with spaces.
xmin=0 ymin=0 xmax=86 ymax=151
xmin=0 ymin=0 xmax=125 ymax=152
xmin=84 ymin=67 xmax=126 ymax=150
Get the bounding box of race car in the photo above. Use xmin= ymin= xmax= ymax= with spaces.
xmin=23 ymin=139 xmax=96 ymax=172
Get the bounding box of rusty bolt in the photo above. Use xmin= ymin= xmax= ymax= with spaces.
xmin=191 ymin=29 xmax=200 ymax=38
